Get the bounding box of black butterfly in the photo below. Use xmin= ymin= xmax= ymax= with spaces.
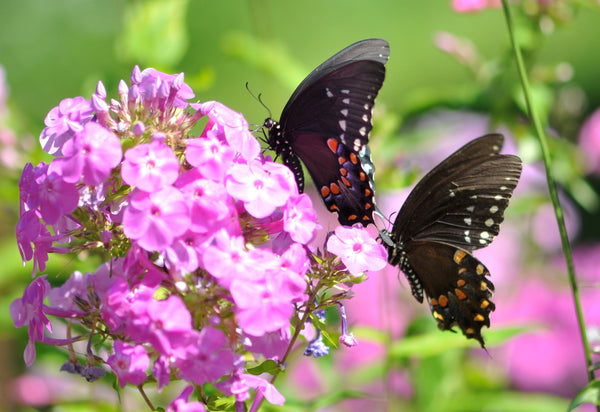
xmin=264 ymin=39 xmax=389 ymax=227
xmin=382 ymin=134 xmax=522 ymax=347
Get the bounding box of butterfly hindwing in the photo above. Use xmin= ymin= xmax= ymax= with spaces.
xmin=401 ymin=241 xmax=495 ymax=347
xmin=267 ymin=39 xmax=389 ymax=226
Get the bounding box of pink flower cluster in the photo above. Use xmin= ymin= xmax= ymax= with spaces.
xmin=10 ymin=66 xmax=387 ymax=410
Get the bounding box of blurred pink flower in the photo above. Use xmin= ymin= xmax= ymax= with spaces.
xmin=452 ymin=0 xmax=500 ymax=12
xmin=494 ymin=278 xmax=600 ymax=397
xmin=579 ymin=107 xmax=600 ymax=174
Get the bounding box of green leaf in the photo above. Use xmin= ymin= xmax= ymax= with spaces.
xmin=246 ymin=359 xmax=281 ymax=376
xmin=568 ymin=379 xmax=600 ymax=411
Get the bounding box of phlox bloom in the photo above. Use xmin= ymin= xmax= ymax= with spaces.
xmin=326 ymin=226 xmax=387 ymax=276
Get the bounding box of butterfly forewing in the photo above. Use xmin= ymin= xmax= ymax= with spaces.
xmin=267 ymin=39 xmax=389 ymax=226
xmin=386 ymin=134 xmax=522 ymax=347
xmin=392 ymin=134 xmax=522 ymax=251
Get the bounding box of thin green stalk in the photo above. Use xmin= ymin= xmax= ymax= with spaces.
xmin=501 ymin=0 xmax=594 ymax=384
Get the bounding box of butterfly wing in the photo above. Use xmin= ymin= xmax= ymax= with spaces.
xmin=387 ymin=134 xmax=522 ymax=347
xmin=391 ymin=134 xmax=522 ymax=251
xmin=401 ymin=241 xmax=495 ymax=348
xmin=269 ymin=39 xmax=389 ymax=226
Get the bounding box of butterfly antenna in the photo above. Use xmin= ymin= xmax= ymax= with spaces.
xmin=245 ymin=82 xmax=272 ymax=119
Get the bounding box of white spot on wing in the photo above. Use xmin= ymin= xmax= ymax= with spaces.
xmin=489 ymin=205 xmax=499 ymax=214
xmin=340 ymin=108 xmax=349 ymax=117
xmin=359 ymin=126 xmax=367 ymax=136
xmin=362 ymin=114 xmax=369 ymax=122
xmin=485 ymin=218 xmax=494 ymax=227
xmin=466 ymin=205 xmax=475 ymax=212
xmin=325 ymin=88 xmax=334 ymax=98
xmin=343 ymin=98 xmax=350 ymax=105
xmin=339 ymin=120 xmax=347 ymax=131
xmin=464 ymin=217 xmax=472 ymax=226
xmin=341 ymin=89 xmax=350 ymax=94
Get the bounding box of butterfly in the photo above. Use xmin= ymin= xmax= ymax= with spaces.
xmin=264 ymin=38 xmax=389 ymax=227
xmin=381 ymin=134 xmax=522 ymax=347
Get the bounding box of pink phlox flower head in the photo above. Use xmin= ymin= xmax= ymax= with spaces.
xmin=39 ymin=96 xmax=94 ymax=156
xmin=123 ymin=187 xmax=191 ymax=252
xmin=326 ymin=226 xmax=388 ymax=276
xmin=579 ymin=107 xmax=600 ymax=174
xmin=166 ymin=385 xmax=206 ymax=412
xmin=121 ymin=140 xmax=180 ymax=192
xmin=135 ymin=67 xmax=194 ymax=110
xmin=194 ymin=101 xmax=260 ymax=161
xmin=185 ymin=131 xmax=235 ymax=182
xmin=282 ymin=193 xmax=319 ymax=244
xmin=176 ymin=327 xmax=235 ymax=386
xmin=226 ymin=160 xmax=294 ymax=219
xmin=176 ymin=169 xmax=236 ymax=234
xmin=51 ymin=122 xmax=122 ymax=186
xmin=10 ymin=276 xmax=52 ymax=365
xmin=107 ymin=341 xmax=150 ymax=388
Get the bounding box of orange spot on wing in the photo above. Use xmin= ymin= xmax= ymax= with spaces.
xmin=330 ymin=183 xmax=340 ymax=195
xmin=338 ymin=156 xmax=347 ymax=165
xmin=359 ymin=172 xmax=367 ymax=181
xmin=455 ymin=288 xmax=467 ymax=300
xmin=341 ymin=176 xmax=351 ymax=187
xmin=320 ymin=186 xmax=330 ymax=198
xmin=327 ymin=138 xmax=339 ymax=153
xmin=438 ymin=295 xmax=448 ymax=307
xmin=349 ymin=153 xmax=358 ymax=164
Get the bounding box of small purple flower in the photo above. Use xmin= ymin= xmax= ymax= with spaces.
xmin=10 ymin=276 xmax=53 ymax=366
xmin=226 ymin=160 xmax=293 ymax=219
xmin=176 ymin=327 xmax=235 ymax=386
xmin=123 ymin=187 xmax=191 ymax=251
xmin=166 ymin=386 xmax=206 ymax=412
xmin=55 ymin=122 xmax=121 ymax=185
xmin=195 ymin=101 xmax=260 ymax=161
xmin=106 ymin=341 xmax=149 ymax=387
xmin=136 ymin=68 xmax=194 ymax=109
xmin=19 ymin=162 xmax=79 ymax=226
xmin=39 ymin=97 xmax=94 ymax=156
xmin=326 ymin=226 xmax=388 ymax=276
xmin=176 ymin=169 xmax=236 ymax=234
xmin=230 ymin=267 xmax=296 ymax=337
xmin=202 ymin=229 xmax=258 ymax=288
xmin=121 ymin=140 xmax=180 ymax=192
xmin=185 ymin=131 xmax=235 ymax=182
xmin=243 ymin=327 xmax=291 ymax=361
xmin=282 ymin=194 xmax=318 ymax=244
xmin=15 ymin=210 xmax=54 ymax=276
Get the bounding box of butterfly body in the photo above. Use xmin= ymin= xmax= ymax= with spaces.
xmin=384 ymin=134 xmax=522 ymax=347
xmin=265 ymin=39 xmax=389 ymax=226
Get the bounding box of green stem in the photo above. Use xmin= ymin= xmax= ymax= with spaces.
xmin=501 ymin=0 xmax=594 ymax=384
